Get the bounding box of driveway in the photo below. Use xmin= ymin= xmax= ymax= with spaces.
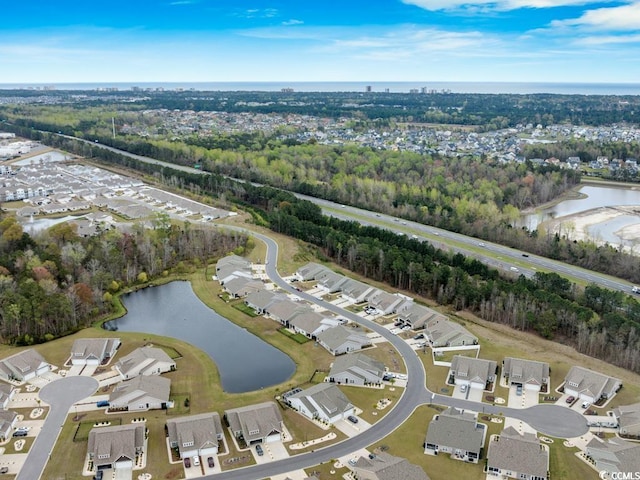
xmin=16 ymin=376 xmax=98 ymax=480
xmin=507 ymin=385 xmax=539 ymax=409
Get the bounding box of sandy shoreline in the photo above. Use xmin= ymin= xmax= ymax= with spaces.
xmin=545 ymin=205 xmax=640 ymax=251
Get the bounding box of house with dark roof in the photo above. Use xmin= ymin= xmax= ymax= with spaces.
xmin=114 ymin=346 xmax=176 ymax=380
xmin=317 ymin=325 xmax=371 ymax=356
xmin=0 ymin=409 xmax=18 ymax=441
xmin=109 ymin=375 xmax=171 ymax=411
xmin=0 ymin=383 xmax=16 ymax=409
xmin=0 ymin=349 xmax=51 ymax=382
xmin=612 ymin=402 xmax=640 ymax=437
xmin=449 ymin=356 xmax=497 ymax=391
xmin=563 ymin=366 xmax=621 ymax=404
xmin=352 ymin=452 xmax=430 ymax=480
xmin=328 ymin=352 xmax=385 ymax=386
xmin=287 ymin=383 xmax=354 ymax=424
xmin=167 ymin=413 xmax=223 ymax=459
xmin=424 ymin=407 xmax=486 ymax=463
xmin=487 ymin=427 xmax=549 ymax=480
xmin=70 ymin=338 xmax=121 ymax=366
xmin=503 ymin=357 xmax=550 ymax=393
xmin=586 ymin=437 xmax=640 ymax=476
xmin=87 ymin=424 xmax=145 ymax=473
xmin=225 ymin=401 xmax=284 ymax=445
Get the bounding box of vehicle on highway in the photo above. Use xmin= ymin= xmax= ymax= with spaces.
xmin=207 ymin=457 xmax=215 ymax=468
xmin=566 ymin=396 xmax=576 ymax=404
xmin=192 ymin=455 xmax=200 ymax=467
xmin=478 ymin=242 xmax=485 ymax=247
xmin=633 ymin=286 xmax=640 ymax=294
xmin=510 ymin=266 xmax=519 ymax=272
xmin=347 ymin=415 xmax=359 ymax=424
xmin=522 ymin=253 xmax=529 ymax=257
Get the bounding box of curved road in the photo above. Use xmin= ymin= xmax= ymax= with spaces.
xmin=202 ymin=227 xmax=588 ymax=480
xmin=20 ymin=376 xmax=98 ymax=480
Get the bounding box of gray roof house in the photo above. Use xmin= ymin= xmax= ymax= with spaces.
xmin=167 ymin=413 xmax=223 ymax=458
xmin=450 ymin=356 xmax=497 ymax=390
xmin=341 ymin=279 xmax=375 ymax=304
xmin=222 ymin=276 xmax=264 ymax=298
xmin=424 ymin=407 xmax=486 ymax=463
xmin=0 ymin=383 xmax=16 ymax=409
xmin=114 ymin=347 xmax=176 ymax=380
xmin=487 ymin=427 xmax=549 ymax=480
xmin=87 ymin=424 xmax=145 ymax=472
xmin=586 ymin=437 xmax=640 ymax=476
xmin=296 ymin=262 xmax=330 ymax=281
xmin=366 ymin=290 xmax=405 ymax=315
xmin=0 ymin=409 xmax=18 ymax=441
xmin=503 ymin=357 xmax=550 ymax=392
xmin=423 ymin=317 xmax=477 ymax=347
xmin=328 ymin=352 xmax=385 ymax=386
xmin=109 ymin=375 xmax=171 ymax=411
xmin=612 ymin=402 xmax=640 ymax=437
xmin=287 ymin=383 xmax=354 ymax=424
xmin=289 ymin=311 xmax=343 ymax=339
xmin=563 ymin=366 xmax=621 ymax=404
xmin=70 ymin=338 xmax=121 ymax=366
xmin=397 ymin=303 xmax=449 ymax=331
xmin=317 ymin=325 xmax=371 ymax=356
xmin=245 ymin=290 xmax=284 ymax=314
xmin=266 ymin=299 xmax=309 ymax=326
xmin=352 ymin=452 xmax=430 ymax=480
xmin=0 ymin=349 xmax=51 ymax=382
xmin=215 ymin=255 xmax=253 ymax=285
xmin=317 ymin=271 xmax=349 ymax=293
xmin=225 ymin=401 xmax=284 ymax=444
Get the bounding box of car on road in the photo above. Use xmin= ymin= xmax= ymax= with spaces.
xmin=522 ymin=253 xmax=529 ymax=257
xmin=566 ymin=396 xmax=576 ymax=404
xmin=510 ymin=266 xmax=519 ymax=272
xmin=478 ymin=242 xmax=485 ymax=247
xmin=633 ymin=286 xmax=640 ymax=294
xmin=192 ymin=455 xmax=200 ymax=467
xmin=255 ymin=445 xmax=264 ymax=456
xmin=207 ymin=457 xmax=215 ymax=468
xmin=347 ymin=415 xmax=359 ymax=424
xmin=184 ymin=457 xmax=191 ymax=468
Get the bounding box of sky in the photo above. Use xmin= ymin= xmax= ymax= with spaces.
xmin=1 ymin=0 xmax=638 ymax=84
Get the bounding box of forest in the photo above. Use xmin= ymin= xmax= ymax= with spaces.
xmin=0 ymin=212 xmax=247 ymax=345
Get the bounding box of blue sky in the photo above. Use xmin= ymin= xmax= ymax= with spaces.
xmin=1 ymin=0 xmax=638 ymax=84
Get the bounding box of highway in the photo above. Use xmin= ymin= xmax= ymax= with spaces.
xmin=62 ymin=132 xmax=635 ymax=294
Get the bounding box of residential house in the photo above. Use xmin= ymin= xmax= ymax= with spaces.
xmin=316 ymin=271 xmax=349 ymax=293
xmin=296 ymin=262 xmax=330 ymax=281
xmin=222 ymin=276 xmax=264 ymax=298
xmin=450 ymin=356 xmax=497 ymax=391
xmin=114 ymin=347 xmax=176 ymax=380
xmin=0 ymin=409 xmax=18 ymax=441
xmin=352 ymin=452 xmax=430 ymax=480
xmin=487 ymin=427 xmax=549 ymax=480
xmin=266 ymin=299 xmax=309 ymax=326
xmin=215 ymin=255 xmax=253 ymax=284
xmin=423 ymin=317 xmax=478 ymax=347
xmin=109 ymin=375 xmax=171 ymax=411
xmin=0 ymin=384 xmax=16 ymax=409
xmin=287 ymin=383 xmax=354 ymax=424
xmin=366 ymin=290 xmax=405 ymax=315
xmin=341 ymin=279 xmax=375 ymax=304
xmin=87 ymin=424 xmax=146 ymax=472
xmin=0 ymin=349 xmax=51 ymax=382
xmin=424 ymin=407 xmax=486 ymax=463
xmin=245 ymin=290 xmax=284 ymax=315
xmin=563 ymin=366 xmax=621 ymax=404
xmin=289 ymin=311 xmax=343 ymax=339
xmin=316 ymin=325 xmax=371 ymax=356
xmin=225 ymin=401 xmax=284 ymax=445
xmin=503 ymin=357 xmax=550 ymax=393
xmin=69 ymin=338 xmax=121 ymax=366
xmin=167 ymin=413 xmax=223 ymax=459
xmin=585 ymin=437 xmax=640 ymax=476
xmin=328 ymin=352 xmax=385 ymax=386
xmin=612 ymin=402 xmax=640 ymax=437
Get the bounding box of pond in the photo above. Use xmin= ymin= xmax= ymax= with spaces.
xmin=103 ymin=281 xmax=295 ymax=393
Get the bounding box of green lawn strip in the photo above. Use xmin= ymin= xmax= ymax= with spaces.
xmin=232 ymin=301 xmax=259 ymax=317
xmin=547 ymin=437 xmax=599 ymax=480
xmin=277 ymin=328 xmax=311 ymax=344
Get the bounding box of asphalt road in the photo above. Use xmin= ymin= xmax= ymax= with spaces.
xmin=21 ymin=376 xmax=98 ymax=480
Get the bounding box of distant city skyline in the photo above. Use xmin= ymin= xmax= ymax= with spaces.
xmin=2 ymin=0 xmax=638 ymax=84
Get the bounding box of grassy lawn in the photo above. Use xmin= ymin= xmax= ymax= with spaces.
xmin=281 ymin=408 xmax=348 ymax=455
xmin=362 ymin=342 xmax=406 ymax=374
xmin=341 ymin=385 xmax=404 ymax=425
xmin=434 ymin=348 xmax=479 ymax=364
xmin=548 ymin=437 xmax=599 ymax=480
xmin=232 ymin=301 xmax=259 ymax=317
xmin=277 ymin=328 xmax=311 ymax=344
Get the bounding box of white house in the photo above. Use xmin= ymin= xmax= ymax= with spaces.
xmin=167 ymin=413 xmax=223 ymax=459
xmin=114 ymin=347 xmax=176 ymax=380
xmin=69 ymin=338 xmax=121 ymax=366
xmin=287 ymin=383 xmax=354 ymax=424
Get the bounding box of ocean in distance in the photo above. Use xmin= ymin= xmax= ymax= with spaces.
xmin=1 ymin=81 xmax=640 ymax=95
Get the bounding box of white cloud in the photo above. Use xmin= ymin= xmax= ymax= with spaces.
xmin=551 ymin=2 xmax=640 ymax=30
xmin=282 ymin=19 xmax=304 ymax=26
xmin=402 ymin=0 xmax=612 ymax=11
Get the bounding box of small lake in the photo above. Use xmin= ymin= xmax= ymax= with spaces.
xmin=520 ymin=185 xmax=640 ymax=231
xmin=103 ymin=281 xmax=295 ymax=393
